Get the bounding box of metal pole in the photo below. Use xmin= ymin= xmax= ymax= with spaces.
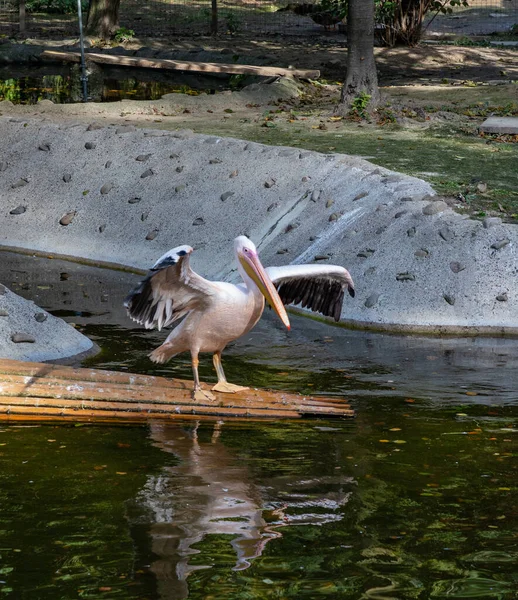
xmin=77 ymin=0 xmax=88 ymax=102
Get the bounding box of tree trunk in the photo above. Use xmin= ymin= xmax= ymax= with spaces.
xmin=85 ymin=0 xmax=121 ymax=40
xmin=336 ymin=0 xmax=379 ymax=115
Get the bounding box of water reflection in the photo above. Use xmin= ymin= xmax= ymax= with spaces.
xmin=136 ymin=421 xmax=353 ymax=599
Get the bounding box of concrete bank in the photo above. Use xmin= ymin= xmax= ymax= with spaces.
xmin=0 ymin=118 xmax=516 ymax=335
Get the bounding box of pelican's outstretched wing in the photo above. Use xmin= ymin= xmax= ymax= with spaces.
xmin=124 ymin=246 xmax=215 ymax=330
xmin=266 ymin=264 xmax=355 ymax=322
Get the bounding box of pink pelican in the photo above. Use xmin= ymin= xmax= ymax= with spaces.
xmin=125 ymin=236 xmax=355 ymax=400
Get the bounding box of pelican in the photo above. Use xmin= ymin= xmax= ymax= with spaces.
xmin=124 ymin=236 xmax=355 ymax=401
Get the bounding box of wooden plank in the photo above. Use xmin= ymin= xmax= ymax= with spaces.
xmin=40 ymin=50 xmax=321 ymax=80
xmin=0 ymin=359 xmax=354 ymax=422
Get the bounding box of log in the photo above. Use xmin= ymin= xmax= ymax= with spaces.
xmin=41 ymin=50 xmax=320 ymax=80
xmin=0 ymin=359 xmax=353 ymax=423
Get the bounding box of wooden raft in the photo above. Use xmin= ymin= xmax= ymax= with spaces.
xmin=0 ymin=359 xmax=353 ymax=424
xmin=41 ymin=50 xmax=320 ymax=80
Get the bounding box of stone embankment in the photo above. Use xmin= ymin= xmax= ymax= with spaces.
xmin=0 ymin=118 xmax=516 ymax=340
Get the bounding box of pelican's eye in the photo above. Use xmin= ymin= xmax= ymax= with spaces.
xmin=243 ymin=248 xmax=249 ymax=254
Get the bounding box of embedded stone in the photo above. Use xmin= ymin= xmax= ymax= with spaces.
xmin=170 ymin=153 xmax=180 ymax=159
xmin=496 ymin=292 xmax=508 ymax=302
xmin=394 ymin=210 xmax=408 ymax=218
xmin=85 ymin=142 xmax=96 ymax=149
xmin=141 ymin=212 xmax=149 ymax=222
xmin=376 ymin=226 xmax=387 ymax=235
xmin=176 ymin=166 xmax=184 ymax=173
xmin=423 ymin=201 xmax=448 ymax=215
xmin=128 ymin=197 xmax=141 ymax=204
xmin=146 ymin=229 xmax=158 ymax=240
xmin=311 ymin=190 xmax=321 ymax=202
xmin=267 ymin=202 xmax=278 ymax=212
xmin=9 ymin=205 xmax=26 ymax=215
xmin=483 ymin=217 xmax=502 ymax=229
xmin=38 ymin=143 xmax=51 ymax=152
xmin=357 ymin=249 xmax=375 ymax=258
xmin=264 ymin=178 xmax=276 ymax=189
xmin=277 ymin=248 xmax=288 ymax=255
xmin=0 ymin=161 xmax=8 ymax=171
xmin=86 ymin=122 xmax=103 ymax=131
xmin=364 ymin=267 xmax=377 ymax=276
xmin=450 ymin=261 xmax=466 ymax=273
xmin=443 ymin=293 xmax=455 ymax=306
xmin=229 ymin=170 xmax=238 ymax=178
xmin=407 ymin=227 xmax=416 ymax=237
xmin=439 ymin=227 xmax=454 ymax=242
xmin=105 ymin=161 xmax=112 ymax=169
xmin=326 ymin=199 xmax=335 ymax=208
xmin=192 ymin=217 xmax=205 ymax=226
xmin=314 ymin=255 xmax=330 ymax=261
xmin=329 ymin=212 xmax=340 ymax=222
xmin=364 ymin=293 xmax=379 ymax=308
xmin=99 ymin=224 xmax=106 ymax=233
xmin=136 ymin=154 xmax=152 ymax=162
xmin=11 ymin=178 xmax=28 ymax=189
xmin=34 ymin=312 xmax=47 ymax=322
xmin=11 ymin=333 xmax=36 ymax=343
xmin=140 ymin=169 xmax=154 ymax=178
xmin=209 ymin=158 xmax=222 ymax=164
xmin=284 ymin=223 xmax=299 ymax=233
xmin=414 ymin=248 xmax=429 ymax=258
xmin=0 ymin=309 xmax=8 ymax=316
xmin=101 ymin=182 xmax=115 ymax=195
xmin=396 ymin=272 xmax=415 ymax=281
xmin=59 ymin=211 xmax=77 ymax=226
xmin=491 ymin=239 xmax=510 ymax=250
xmin=63 ymin=173 xmax=72 ymax=182
xmin=353 ymin=191 xmax=368 ymax=201
xmin=220 ymin=191 xmax=234 ymax=202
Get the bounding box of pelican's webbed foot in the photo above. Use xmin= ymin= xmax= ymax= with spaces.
xmin=212 ymin=382 xmax=249 ymax=394
xmin=193 ymin=387 xmax=216 ymax=402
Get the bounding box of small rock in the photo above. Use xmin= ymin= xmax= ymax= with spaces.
xmin=146 ymin=229 xmax=159 ymax=241
xmin=209 ymin=158 xmax=222 ymax=164
xmin=128 ymin=197 xmax=141 ymax=204
xmin=176 ymin=166 xmax=184 ymax=173
xmin=59 ymin=211 xmax=77 ymax=226
xmin=60 ymin=272 xmax=69 ymax=281
xmin=267 ymin=202 xmax=278 ymax=212
xmin=99 ymin=224 xmax=106 ymax=233
xmin=170 ymin=153 xmax=180 ymax=159
xmin=364 ymin=293 xmax=379 ymax=308
xmin=136 ymin=154 xmax=152 ymax=162
xmin=439 ymin=227 xmax=454 ymax=242
xmin=0 ymin=309 xmax=8 ymax=317
xmin=477 ymin=182 xmax=488 ymax=193
xmin=229 ymin=170 xmax=238 ymax=178
xmin=100 ymin=182 xmax=114 ymax=195
xmin=353 ymin=191 xmax=369 ymax=201
xmin=34 ymin=312 xmax=47 ymax=322
xmin=396 ymin=272 xmax=415 ymax=282
xmin=85 ymin=142 xmax=96 ymax=150
xmin=423 ymin=201 xmax=448 ymax=215
xmin=491 ymin=239 xmax=510 ymax=250
xmin=311 ymin=190 xmax=321 ymax=202
xmin=443 ymin=293 xmax=455 ymax=306
xmin=220 ymin=191 xmax=234 ymax=202
xmin=329 ymin=212 xmax=340 ymax=222
xmin=192 ymin=217 xmax=205 ymax=226
xmin=11 ymin=178 xmax=28 ymax=189
xmin=407 ymin=227 xmax=416 ymax=238
xmin=63 ymin=173 xmax=72 ymax=182
xmin=314 ymin=255 xmax=329 ymax=261
xmin=277 ymin=248 xmax=288 ymax=255
xmin=87 ymin=122 xmax=103 ymax=131
xmin=414 ymin=248 xmax=429 ymax=258
xmin=264 ymin=178 xmax=276 ymax=189
xmin=38 ymin=143 xmax=51 ymax=152
xmin=400 ymin=196 xmax=414 ymax=202
xmin=496 ymin=292 xmax=508 ymax=302
xmin=357 ymin=249 xmax=375 ymax=258
xmin=141 ymin=212 xmax=149 ymax=222
xmin=9 ymin=205 xmax=26 ymax=215
xmin=141 ymin=168 xmax=154 ymax=179
xmin=105 ymin=161 xmax=112 ymax=169
xmin=394 ymin=210 xmax=408 ymax=219
xmin=483 ymin=217 xmax=502 ymax=229
xmin=175 ymin=185 xmax=186 ymax=193
xmin=376 ymin=226 xmax=387 ymax=235
xmin=326 ymin=199 xmax=335 ymax=208
xmin=450 ymin=261 xmax=465 ymax=273
xmin=301 ymin=176 xmax=310 ymax=183
xmin=0 ymin=161 xmax=8 ymax=171
xmin=11 ymin=333 xmax=35 ymax=343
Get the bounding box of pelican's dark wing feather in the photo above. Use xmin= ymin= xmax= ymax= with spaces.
xmin=266 ymin=264 xmax=354 ymax=322
xmin=124 ymin=245 xmax=215 ymax=330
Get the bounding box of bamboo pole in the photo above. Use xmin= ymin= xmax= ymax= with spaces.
xmin=41 ymin=50 xmax=321 ymax=80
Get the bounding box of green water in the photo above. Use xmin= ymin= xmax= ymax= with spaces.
xmin=0 ymin=252 xmax=516 ymax=599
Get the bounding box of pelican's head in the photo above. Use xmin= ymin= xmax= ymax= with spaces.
xmin=234 ymin=236 xmax=290 ymax=330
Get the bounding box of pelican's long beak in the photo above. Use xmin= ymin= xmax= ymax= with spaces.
xmin=240 ymin=251 xmax=291 ymax=330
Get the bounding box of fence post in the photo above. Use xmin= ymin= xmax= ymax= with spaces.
xmin=19 ymin=0 xmax=26 ymax=34
xmin=211 ymin=0 xmax=218 ymax=34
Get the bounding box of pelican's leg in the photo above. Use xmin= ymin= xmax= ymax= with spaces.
xmin=212 ymin=351 xmax=249 ymax=394
xmin=191 ymin=352 xmax=215 ymax=402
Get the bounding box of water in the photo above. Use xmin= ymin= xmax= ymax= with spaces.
xmin=0 ymin=251 xmax=516 ymax=599
xmin=0 ymin=65 xmax=237 ymax=104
